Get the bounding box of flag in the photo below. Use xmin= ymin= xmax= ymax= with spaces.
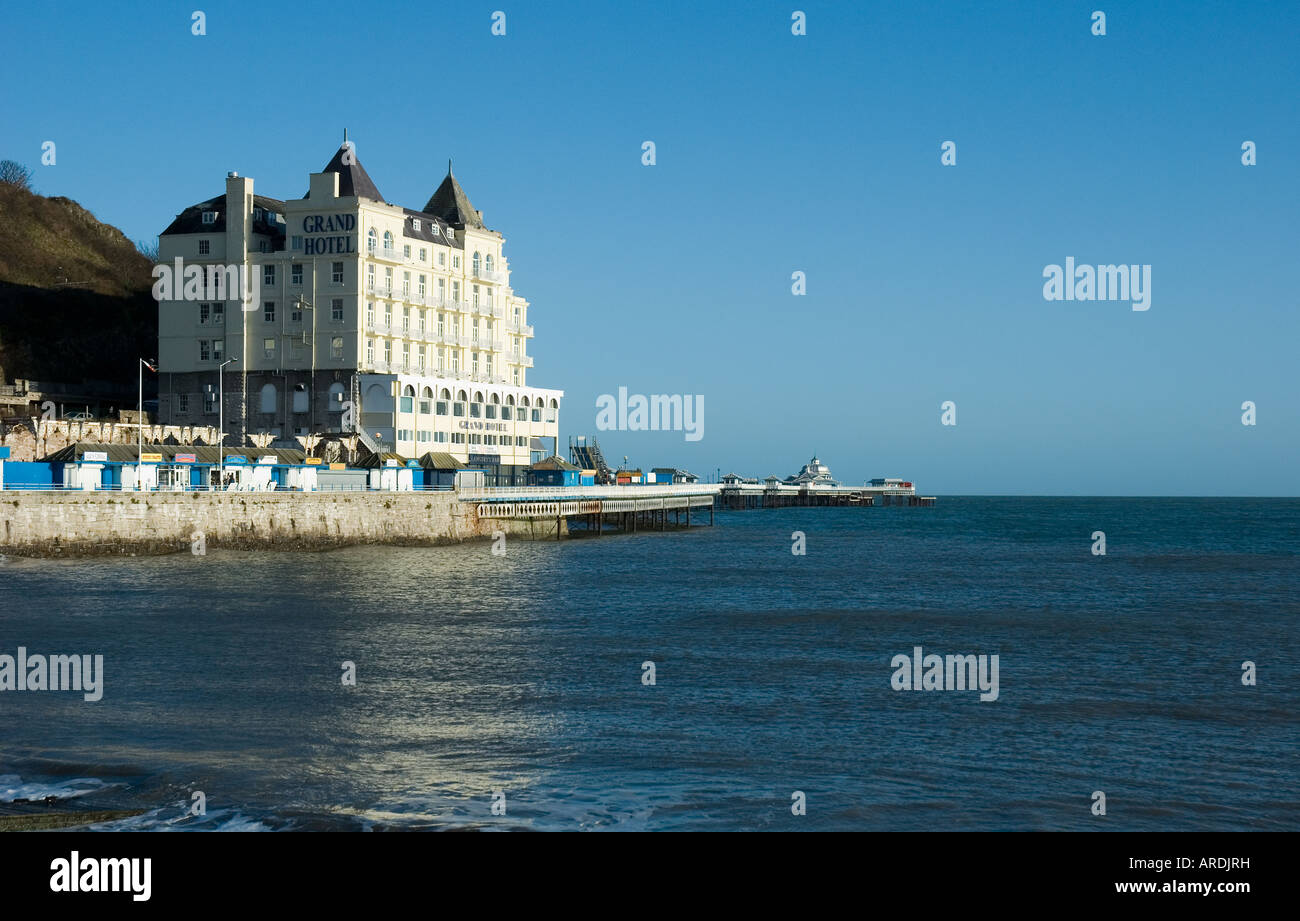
xmin=141 ymin=359 xmax=157 ymax=373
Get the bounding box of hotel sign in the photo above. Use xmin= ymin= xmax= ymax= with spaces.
xmin=302 ymin=213 xmax=357 ymax=255
xmin=458 ymin=421 xmax=508 ymax=432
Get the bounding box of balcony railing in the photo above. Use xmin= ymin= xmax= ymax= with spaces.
xmin=473 ymin=267 xmax=507 ymax=284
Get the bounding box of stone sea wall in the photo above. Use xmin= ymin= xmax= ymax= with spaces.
xmin=0 ymin=491 xmax=549 ymax=556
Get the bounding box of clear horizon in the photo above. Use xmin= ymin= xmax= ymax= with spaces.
xmin=2 ymin=1 xmax=1296 ymax=495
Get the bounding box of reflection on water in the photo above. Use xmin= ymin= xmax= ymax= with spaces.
xmin=1 ymin=498 xmax=1297 ymax=830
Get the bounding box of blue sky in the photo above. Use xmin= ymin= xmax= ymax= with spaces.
xmin=2 ymin=1 xmax=1297 ymax=494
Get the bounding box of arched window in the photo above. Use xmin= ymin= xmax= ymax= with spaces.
xmin=486 ymin=254 xmax=494 ymax=272
xmin=367 ymin=228 xmax=377 ymax=254
xmin=422 ymin=386 xmax=434 ymax=399
xmin=292 ymin=383 xmax=309 ymax=413
xmin=505 ymin=395 xmax=515 ymax=406
xmin=456 ymin=390 xmax=467 ymax=402
xmin=400 ymin=384 xmax=414 ymax=414
xmin=440 ymin=388 xmax=451 ymax=400
xmin=383 ymin=231 xmax=394 ymax=251
xmin=260 ymin=383 xmax=277 ymax=414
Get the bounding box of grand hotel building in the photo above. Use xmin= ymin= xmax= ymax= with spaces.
xmin=157 ymin=142 xmax=561 ymax=483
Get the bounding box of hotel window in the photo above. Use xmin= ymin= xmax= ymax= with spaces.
xmin=486 ymin=254 xmax=494 ymax=272
xmin=332 ymin=261 xmax=344 ymax=284
xmin=513 ymin=306 xmax=521 ymax=324
xmin=453 ymin=255 xmax=460 ymax=270
xmin=263 ymin=265 xmax=275 ymax=285
xmin=501 ymin=405 xmax=512 ymax=421
xmin=199 ymin=340 xmax=211 ymax=361
xmin=546 ymin=405 xmax=558 ymax=423
xmin=436 ymin=347 xmax=444 ymax=371
xmin=213 ymin=303 xmax=224 ymax=325
xmin=437 ymin=278 xmax=445 ymax=302
xmin=438 ymin=251 xmax=445 ymax=266
xmin=397 ymin=429 xmax=412 ymax=442
xmin=403 ymin=272 xmax=410 ymax=297
xmin=213 ymin=339 xmax=225 ymax=361
xmin=515 ymin=436 xmax=526 ymax=447
xmin=470 ymin=400 xmax=481 ymax=418
xmin=204 ymin=391 xmax=217 ymax=414
xmin=485 ymin=354 xmax=493 ymax=378
xmin=264 ymin=338 xmax=276 ymax=359
xmin=331 ymin=298 xmax=344 ymax=322
xmin=419 ymin=247 xmax=426 ymax=263
xmin=531 ymin=407 xmax=541 ymax=422
xmin=451 ymin=433 xmax=465 ymax=444
xmin=366 ymin=339 xmax=374 ymax=363
xmin=385 ymin=305 xmax=393 ymax=329
xmin=198 ymin=239 xmax=210 ymax=255
xmin=385 ymin=267 xmax=393 ymax=291
xmin=331 ymin=336 xmax=344 ymax=360
xmin=436 ymin=399 xmax=448 ymax=415
xmin=452 ymin=281 xmax=460 ymax=302
xmin=434 ymin=432 xmax=448 ymax=443
xmin=432 ymin=225 xmax=440 ymax=238
xmin=472 ymin=318 xmax=480 ymax=340
xmin=470 ymin=434 xmax=482 ymax=445
xmin=471 ymin=353 xmax=479 ymax=376
xmin=403 ymin=245 xmax=411 ymax=259
xmin=383 ymin=231 xmax=394 ymax=252
xmin=202 ymin=211 xmax=216 ymax=224
xmin=367 ymin=265 xmax=375 ymax=290
xmin=437 ymin=313 xmax=444 ymax=336
xmin=418 ymin=275 xmax=426 ymax=297
xmin=367 ymin=228 xmax=377 ymax=254
xmin=418 ymin=430 xmax=431 ymax=443
xmin=451 ymin=351 xmax=459 ymax=373
xmin=512 ymin=337 xmax=519 ymax=356
xmin=291 ymin=302 xmax=302 ymax=323
xmin=417 ymin=346 xmax=426 ymax=372
xmin=178 ymin=393 xmax=189 ymax=414
xmin=384 ymin=340 xmax=392 ymax=365
xmin=473 ymin=285 xmax=479 ymax=307
xmin=512 ymin=369 xmax=519 ymax=386
xmin=199 ymin=303 xmax=210 ymax=324
xmin=291 ymin=264 xmax=303 ymax=285
xmin=412 ymin=220 xmax=421 ymax=232
xmin=402 ymin=342 xmax=410 ymax=368
xmin=264 ymin=301 xmax=275 ymax=322
xmin=486 ymin=403 xmax=497 ymax=420
xmin=366 ymin=303 xmax=374 ymax=327
xmin=472 ymin=252 xmax=481 ymax=275
xmin=400 ymin=387 xmax=414 ymax=413
xmin=291 ymin=235 xmax=303 ymax=251
xmin=453 ymin=400 xmax=465 ymax=417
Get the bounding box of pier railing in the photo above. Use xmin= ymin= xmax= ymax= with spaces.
xmin=457 ymin=484 xmax=720 ymax=502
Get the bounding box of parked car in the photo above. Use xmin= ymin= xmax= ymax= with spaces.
xmin=65 ymin=412 xmax=95 ymax=421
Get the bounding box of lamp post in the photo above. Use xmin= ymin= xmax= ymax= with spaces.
xmin=217 ymin=357 xmax=238 ymax=488
xmin=137 ymin=358 xmax=156 ymax=490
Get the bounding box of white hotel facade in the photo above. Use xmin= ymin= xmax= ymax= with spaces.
xmin=157 ymin=143 xmax=561 ymax=483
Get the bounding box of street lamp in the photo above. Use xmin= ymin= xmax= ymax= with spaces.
xmin=137 ymin=358 xmax=156 ymax=490
xmin=217 ymin=357 xmax=238 ymax=488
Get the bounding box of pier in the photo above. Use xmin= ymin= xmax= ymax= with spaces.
xmin=461 ymin=484 xmax=718 ymax=537
xmin=717 ymin=483 xmax=937 ymax=509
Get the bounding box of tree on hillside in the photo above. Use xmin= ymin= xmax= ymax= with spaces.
xmin=0 ymin=160 xmax=33 ymax=189
xmin=136 ymin=237 xmax=160 ymax=262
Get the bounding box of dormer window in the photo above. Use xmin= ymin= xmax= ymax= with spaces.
xmin=202 ymin=211 xmax=217 ymax=224
xmin=431 ymin=225 xmax=440 ymax=237
xmin=254 ymin=207 xmax=263 ymax=220
xmin=412 ymin=219 xmax=421 ymax=231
